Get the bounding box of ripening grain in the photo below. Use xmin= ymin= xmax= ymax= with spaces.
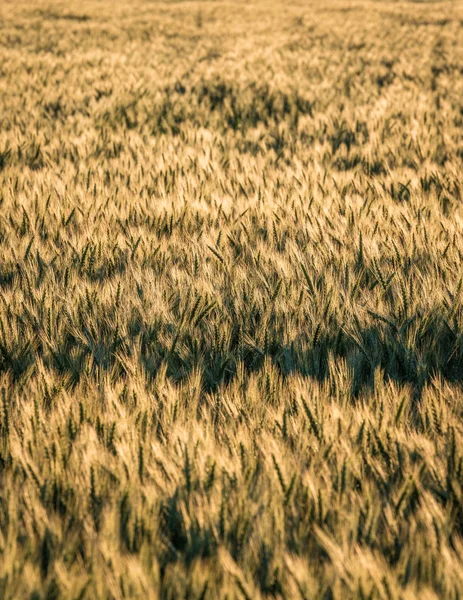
xmin=1 ymin=0 xmax=463 ymax=598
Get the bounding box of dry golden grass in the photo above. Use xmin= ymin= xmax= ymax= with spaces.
xmin=1 ymin=0 xmax=463 ymax=598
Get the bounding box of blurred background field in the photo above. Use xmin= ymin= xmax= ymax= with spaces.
xmin=1 ymin=1 xmax=463 ymax=598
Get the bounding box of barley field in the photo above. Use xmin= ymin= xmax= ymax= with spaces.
xmin=1 ymin=0 xmax=463 ymax=598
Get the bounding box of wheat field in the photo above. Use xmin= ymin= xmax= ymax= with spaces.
xmin=1 ymin=0 xmax=463 ymax=598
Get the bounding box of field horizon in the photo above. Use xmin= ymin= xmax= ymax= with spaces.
xmin=1 ymin=1 xmax=463 ymax=598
